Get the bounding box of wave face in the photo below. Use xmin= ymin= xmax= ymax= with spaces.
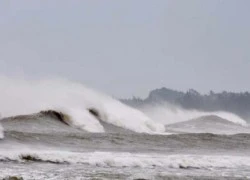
xmin=165 ymin=115 xmax=250 ymax=134
xmin=1 ymin=112 xmax=85 ymax=135
xmin=139 ymin=104 xmax=247 ymax=126
xmin=0 ymin=76 xmax=249 ymax=136
xmin=1 ymin=77 xmax=250 ymax=179
xmin=0 ymin=77 xmax=164 ymax=134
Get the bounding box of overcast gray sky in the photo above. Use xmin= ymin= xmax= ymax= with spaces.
xmin=0 ymin=0 xmax=250 ymax=98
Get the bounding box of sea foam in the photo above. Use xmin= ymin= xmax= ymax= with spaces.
xmin=1 ymin=150 xmax=250 ymax=169
xmin=0 ymin=76 xmax=164 ymax=133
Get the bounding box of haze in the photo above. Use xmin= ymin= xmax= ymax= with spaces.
xmin=0 ymin=0 xmax=250 ymax=98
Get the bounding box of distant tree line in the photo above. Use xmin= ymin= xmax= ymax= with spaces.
xmin=121 ymin=87 xmax=250 ymax=121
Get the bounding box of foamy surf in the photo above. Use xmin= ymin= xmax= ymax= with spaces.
xmin=0 ymin=77 xmax=164 ymax=134
xmin=1 ymin=150 xmax=250 ymax=170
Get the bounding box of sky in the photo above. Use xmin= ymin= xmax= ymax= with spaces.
xmin=0 ymin=0 xmax=250 ymax=98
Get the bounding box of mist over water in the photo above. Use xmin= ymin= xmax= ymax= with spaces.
xmin=0 ymin=76 xmax=164 ymax=133
xmin=0 ymin=76 xmax=248 ymax=135
xmin=1 ymin=76 xmax=250 ymax=179
xmin=139 ymin=104 xmax=248 ymax=126
xmin=1 ymin=0 xmax=250 ymax=178
xmin=0 ymin=124 xmax=3 ymax=139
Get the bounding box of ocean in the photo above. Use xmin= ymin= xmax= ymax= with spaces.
xmin=0 ymin=78 xmax=250 ymax=180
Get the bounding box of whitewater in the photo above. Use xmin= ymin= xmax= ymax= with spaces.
xmin=1 ymin=77 xmax=250 ymax=179
xmin=0 ymin=77 xmax=165 ymax=134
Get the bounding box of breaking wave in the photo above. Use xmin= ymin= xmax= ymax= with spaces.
xmin=139 ymin=104 xmax=247 ymax=126
xmin=165 ymin=115 xmax=250 ymax=134
xmin=0 ymin=76 xmax=164 ymax=134
xmin=1 ymin=150 xmax=250 ymax=170
xmin=0 ymin=76 xmax=248 ymax=137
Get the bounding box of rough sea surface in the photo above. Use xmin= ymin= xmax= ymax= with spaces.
xmin=0 ymin=79 xmax=250 ymax=179
xmin=1 ymin=113 xmax=250 ymax=180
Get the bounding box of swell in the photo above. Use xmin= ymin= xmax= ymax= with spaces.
xmin=1 ymin=108 xmax=137 ymax=136
xmin=165 ymin=115 xmax=250 ymax=135
xmin=2 ymin=130 xmax=250 ymax=155
xmin=1 ymin=108 xmax=249 ymax=139
xmin=139 ymin=104 xmax=248 ymax=126
xmin=0 ymin=77 xmax=248 ymax=136
xmin=2 ymin=110 xmax=71 ymax=126
xmin=0 ymin=110 xmax=86 ymax=135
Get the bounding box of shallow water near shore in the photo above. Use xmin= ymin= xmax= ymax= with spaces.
xmin=1 ymin=79 xmax=250 ymax=179
xmin=1 ymin=127 xmax=250 ymax=179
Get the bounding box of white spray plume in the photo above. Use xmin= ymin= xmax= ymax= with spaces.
xmin=0 ymin=76 xmax=247 ymax=135
xmin=140 ymin=103 xmax=247 ymax=126
xmin=0 ymin=76 xmax=164 ymax=133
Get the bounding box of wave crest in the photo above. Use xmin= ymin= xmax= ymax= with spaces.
xmin=0 ymin=77 xmax=164 ymax=134
xmin=1 ymin=150 xmax=250 ymax=170
xmin=140 ymin=104 xmax=247 ymax=126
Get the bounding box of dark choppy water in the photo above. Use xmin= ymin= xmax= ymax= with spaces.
xmin=1 ymin=114 xmax=250 ymax=180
